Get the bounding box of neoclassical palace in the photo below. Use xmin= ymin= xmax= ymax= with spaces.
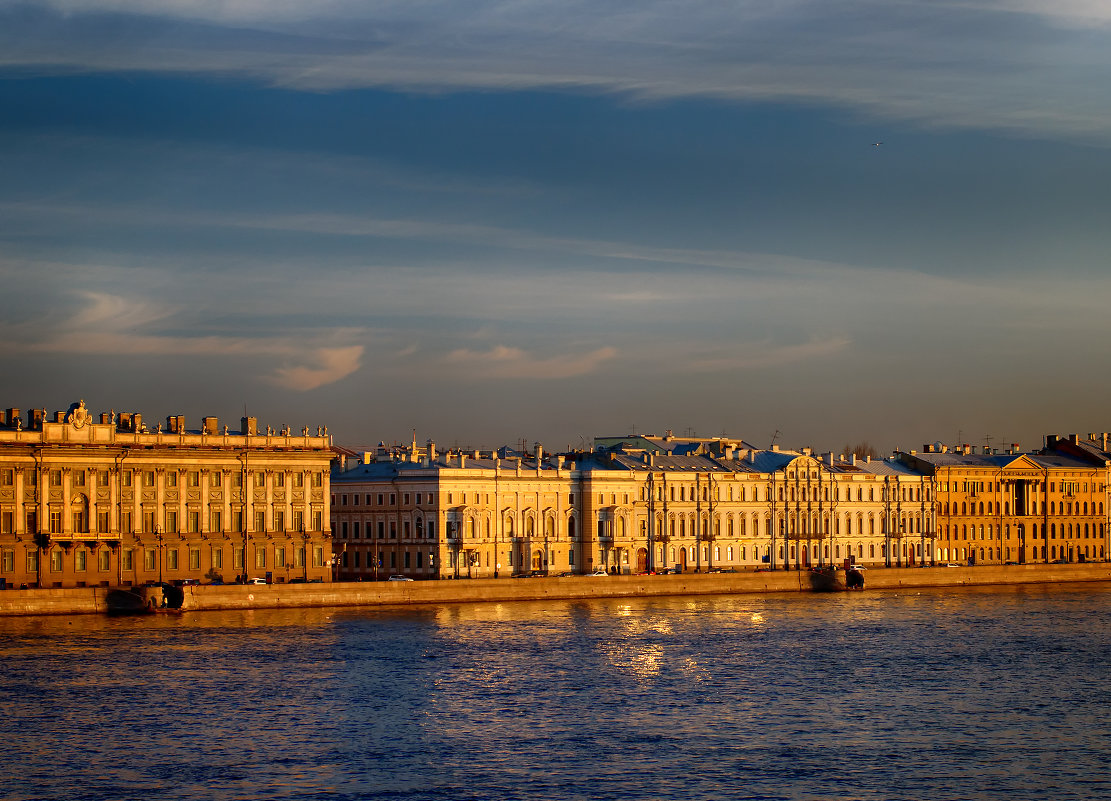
xmin=330 ymin=433 xmax=1110 ymax=580
xmin=0 ymin=402 xmax=334 ymax=589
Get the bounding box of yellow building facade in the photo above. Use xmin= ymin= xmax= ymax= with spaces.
xmin=0 ymin=402 xmax=334 ymax=589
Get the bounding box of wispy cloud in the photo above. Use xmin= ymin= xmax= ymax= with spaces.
xmin=443 ymin=344 xmax=618 ymax=379
xmin=2 ymin=290 xmax=367 ymax=391
xmin=4 ymin=1 xmax=1111 ymax=141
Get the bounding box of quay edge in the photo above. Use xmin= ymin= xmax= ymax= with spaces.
xmin=2 ymin=563 xmax=1111 ymax=616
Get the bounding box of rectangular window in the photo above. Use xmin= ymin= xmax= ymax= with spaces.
xmin=210 ymin=509 xmax=222 ymax=533
xmin=255 ymin=547 xmax=266 ymax=568
xmin=232 ymin=472 xmax=243 ymax=488
xmin=254 ymin=511 xmax=266 ymax=532
xmin=97 ymin=511 xmax=109 ymax=534
xmin=313 ymin=510 xmax=323 ymax=531
xmin=143 ymin=471 xmax=155 ymax=487
xmin=73 ymin=471 xmax=86 ymax=488
xmin=295 ymin=547 xmax=305 ymax=567
xmin=377 ymin=494 xmax=384 ymax=506
xmin=50 ymin=510 xmax=63 ymax=534
xmin=275 ymin=547 xmax=286 ymax=568
xmin=1 ymin=549 xmax=13 ymax=573
xmin=0 ymin=469 xmax=12 ymax=486
xmin=167 ymin=549 xmax=179 ymax=570
xmin=26 ymin=550 xmax=39 ymax=574
xmin=144 ymin=549 xmax=156 ymax=571
xmin=189 ymin=548 xmax=201 ymax=570
xmin=121 ymin=511 xmax=132 ymax=534
xmin=166 ymin=471 xmax=177 ymax=488
xmin=49 ymin=469 xmax=62 ymax=487
xmin=210 ymin=471 xmax=221 ymax=488
xmin=293 ymin=510 xmax=303 ymax=532
xmin=404 ymin=493 xmax=410 ymax=505
xmin=211 ymin=548 xmax=223 ymax=569
xmin=50 ymin=550 xmax=63 ymax=572
xmin=122 ymin=471 xmax=132 ymax=487
xmin=98 ymin=470 xmax=110 ymax=487
xmin=165 ymin=510 xmax=178 ymax=534
xmin=188 ymin=510 xmax=200 ymax=533
xmin=98 ymin=548 xmax=110 ymax=572
xmin=312 ymin=473 xmax=323 ymax=488
xmin=276 ymin=473 xmax=285 ymax=488
xmin=255 ymin=471 xmax=266 ymax=487
xmin=188 ymin=471 xmax=200 ymax=487
xmin=123 ymin=549 xmax=133 ymax=571
xmin=0 ymin=511 xmax=12 ymax=534
xmin=390 ymin=522 xmax=397 ymax=539
xmin=274 ymin=510 xmax=285 ymax=532
xmin=404 ymin=551 xmax=411 ymax=568
xmin=233 ymin=548 xmax=244 ymax=569
xmin=293 ymin=472 xmax=304 ymax=488
xmin=313 ymin=546 xmax=324 ymax=567
xmin=143 ymin=510 xmax=156 ymax=533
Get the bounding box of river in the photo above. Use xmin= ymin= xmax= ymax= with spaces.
xmin=2 ymin=583 xmax=1109 ymax=800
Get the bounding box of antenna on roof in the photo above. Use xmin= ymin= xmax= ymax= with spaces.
xmin=770 ymin=429 xmax=781 ymax=449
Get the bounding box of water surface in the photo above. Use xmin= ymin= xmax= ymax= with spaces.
xmin=2 ymin=584 xmax=1109 ymax=800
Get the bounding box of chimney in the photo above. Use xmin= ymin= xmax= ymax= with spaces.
xmin=1103 ymin=434 xmax=1109 ymax=453
xmin=5 ymin=409 xmax=18 ymax=429
xmin=53 ymin=410 xmax=65 ymax=423
xmin=203 ymin=416 xmax=218 ymax=435
xmin=802 ymin=446 xmax=812 ymax=456
xmin=1069 ymin=433 xmax=1079 ymax=445
xmin=132 ymin=413 xmax=142 ymax=432
xmin=168 ymin=415 xmax=186 ymax=434
xmin=772 ymin=444 xmax=780 ymax=452
xmin=535 ymin=442 xmax=543 ymax=465
xmin=362 ymin=452 xmax=373 ymax=465
xmin=241 ymin=416 xmax=258 ymax=436
xmin=427 ymin=439 xmax=436 ymax=461
xmin=850 ymin=454 xmax=857 ymax=466
xmin=459 ymin=453 xmax=466 ymax=468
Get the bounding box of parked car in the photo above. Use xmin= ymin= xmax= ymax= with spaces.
xmin=388 ymin=575 xmax=414 ymax=581
xmin=588 ymin=568 xmax=608 ymax=577
xmin=247 ymin=577 xmax=268 ymax=585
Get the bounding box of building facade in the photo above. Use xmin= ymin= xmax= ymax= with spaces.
xmin=0 ymin=401 xmax=334 ymax=589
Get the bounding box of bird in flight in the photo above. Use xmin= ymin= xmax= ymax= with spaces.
xmin=872 ymin=142 xmax=883 ymax=146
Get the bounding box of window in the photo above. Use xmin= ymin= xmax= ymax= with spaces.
xmin=188 ymin=511 xmax=200 ymax=533
xmin=143 ymin=471 xmax=155 ymax=487
xmin=188 ymin=471 xmax=200 ymax=488
xmin=312 ymin=546 xmax=324 ymax=567
xmin=49 ymin=469 xmax=62 ymax=487
xmin=98 ymin=549 xmax=110 ymax=572
xmin=144 ymin=549 xmax=156 ymax=571
xmin=211 ymin=548 xmax=223 ymax=569
xmin=50 ymin=549 xmax=63 ymax=572
xmin=143 ymin=510 xmax=156 ymax=533
xmin=166 ymin=510 xmax=178 ymax=533
xmin=0 ymin=469 xmax=12 ymax=486
xmin=293 ymin=510 xmax=303 ymax=532
xmin=189 ymin=549 xmax=201 ymax=570
xmin=254 ymin=511 xmax=265 ymax=532
xmin=166 ymin=471 xmax=177 ymax=488
xmin=233 ymin=548 xmax=244 ymax=569
xmin=377 ymin=521 xmax=385 ymax=539
xmin=312 ymin=473 xmax=323 ymax=488
xmin=211 ymin=472 xmax=222 ymax=488
xmin=233 ymin=472 xmax=243 ymax=488
xmin=210 ymin=509 xmax=222 ymax=532
xmin=123 ymin=549 xmax=133 ymax=571
xmin=98 ymin=511 xmax=109 ymax=534
xmin=1 ymin=549 xmax=13 ymax=573
xmin=255 ymin=547 xmax=266 ymax=568
xmin=254 ymin=471 xmax=266 ymax=487
xmin=295 ymin=547 xmax=305 ymax=568
xmin=292 ymin=473 xmax=304 ymax=488
xmin=26 ymin=550 xmax=39 ymax=574
xmin=275 ymin=548 xmax=286 ymax=568
xmin=167 ymin=549 xmax=179 ymax=570
xmin=232 ymin=511 xmax=243 ymax=532
xmin=73 ymin=471 xmax=86 ymax=488
xmin=98 ymin=470 xmax=110 ymax=487
xmin=274 ymin=511 xmax=285 ymax=532
xmin=1 ymin=511 xmax=12 ymax=534
xmin=49 ymin=510 xmax=62 ymax=534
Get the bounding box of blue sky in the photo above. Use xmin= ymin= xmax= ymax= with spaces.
xmin=3 ymin=0 xmax=1111 ymax=454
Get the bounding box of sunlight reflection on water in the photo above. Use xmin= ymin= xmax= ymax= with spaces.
xmin=1 ymin=584 xmax=1110 ymax=801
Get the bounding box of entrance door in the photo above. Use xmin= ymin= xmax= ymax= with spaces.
xmin=636 ymin=548 xmax=648 ymax=573
xmin=678 ymin=548 xmax=688 ymax=573
xmin=532 ymin=550 xmax=543 ymax=571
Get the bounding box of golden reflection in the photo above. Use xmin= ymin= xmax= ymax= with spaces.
xmin=750 ymin=612 xmax=765 ymax=626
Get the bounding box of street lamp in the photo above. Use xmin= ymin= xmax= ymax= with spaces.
xmin=155 ymin=526 xmax=163 ymax=584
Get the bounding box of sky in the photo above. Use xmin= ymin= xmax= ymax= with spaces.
xmin=3 ymin=0 xmax=1111 ymax=455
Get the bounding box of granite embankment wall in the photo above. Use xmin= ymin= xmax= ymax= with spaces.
xmin=3 ymin=563 xmax=1111 ymax=616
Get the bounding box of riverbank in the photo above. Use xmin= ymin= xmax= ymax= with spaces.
xmin=3 ymin=562 xmax=1111 ymax=616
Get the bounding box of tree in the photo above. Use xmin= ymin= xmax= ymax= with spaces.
xmin=843 ymin=441 xmax=880 ymax=460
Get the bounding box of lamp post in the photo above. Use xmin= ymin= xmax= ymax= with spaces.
xmin=155 ymin=526 xmax=163 ymax=584
xmin=301 ymin=527 xmax=310 ymax=581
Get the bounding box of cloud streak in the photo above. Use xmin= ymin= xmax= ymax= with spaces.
xmin=4 ymin=1 xmax=1111 ymax=141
